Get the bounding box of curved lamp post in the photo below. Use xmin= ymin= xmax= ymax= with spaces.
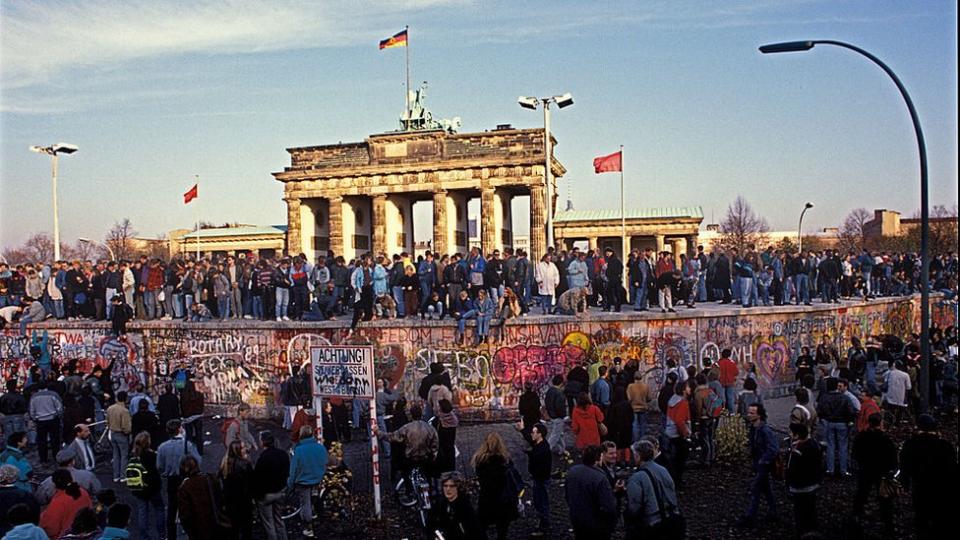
xmin=760 ymin=40 xmax=931 ymax=412
xmin=30 ymin=143 xmax=79 ymax=261
xmin=78 ymin=237 xmax=116 ymax=261
xmin=798 ymin=202 xmax=813 ymax=253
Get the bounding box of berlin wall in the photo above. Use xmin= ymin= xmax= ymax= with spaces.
xmin=2 ymin=296 xmax=955 ymax=420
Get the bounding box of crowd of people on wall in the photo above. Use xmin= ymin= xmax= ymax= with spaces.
xmin=1 ymin=246 xmax=956 ymax=337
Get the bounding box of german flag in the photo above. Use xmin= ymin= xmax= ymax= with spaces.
xmin=379 ymin=29 xmax=408 ymax=50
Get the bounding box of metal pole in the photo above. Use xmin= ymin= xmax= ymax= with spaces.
xmin=543 ymin=101 xmax=553 ymax=251
xmin=195 ymin=175 xmax=200 ymax=260
xmin=812 ymin=40 xmax=931 ymax=412
xmin=52 ymin=152 xmax=61 ymax=261
xmin=620 ymin=145 xmax=626 ymax=283
xmin=405 ymin=25 xmax=410 ymax=130
xmin=798 ymin=205 xmax=809 ymax=254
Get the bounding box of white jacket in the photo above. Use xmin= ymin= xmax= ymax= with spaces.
xmin=535 ymin=261 xmax=559 ymax=296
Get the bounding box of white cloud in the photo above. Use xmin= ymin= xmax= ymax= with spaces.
xmin=0 ymin=0 xmax=454 ymax=90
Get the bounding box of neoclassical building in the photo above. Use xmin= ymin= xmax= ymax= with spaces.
xmin=273 ymin=127 xmax=564 ymax=262
xmin=553 ymin=207 xmax=704 ymax=260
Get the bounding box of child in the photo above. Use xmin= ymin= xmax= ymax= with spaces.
xmin=424 ymin=291 xmax=444 ymax=320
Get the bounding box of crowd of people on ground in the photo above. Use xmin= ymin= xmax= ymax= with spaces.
xmin=1 ymin=247 xmax=956 ymax=335
xmin=355 ymin=322 xmax=957 ymax=540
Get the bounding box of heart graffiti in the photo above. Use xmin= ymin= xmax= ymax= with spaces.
xmin=752 ymin=336 xmax=790 ymax=383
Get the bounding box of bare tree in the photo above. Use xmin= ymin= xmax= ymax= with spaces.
xmin=837 ymin=208 xmax=871 ymax=254
xmin=23 ymin=233 xmax=55 ymax=262
xmin=72 ymin=239 xmax=97 ymax=261
xmin=105 ymin=218 xmax=138 ymax=261
xmin=719 ymin=196 xmax=769 ymax=252
xmin=906 ymin=204 xmax=959 ymax=255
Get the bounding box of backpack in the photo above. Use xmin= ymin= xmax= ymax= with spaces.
xmin=704 ymin=389 xmax=725 ymax=419
xmin=220 ymin=418 xmax=239 ymax=446
xmin=125 ymin=456 xmax=148 ymax=492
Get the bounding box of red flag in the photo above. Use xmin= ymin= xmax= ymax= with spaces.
xmin=593 ymin=151 xmax=622 ymax=173
xmin=183 ymin=184 xmax=198 ymax=204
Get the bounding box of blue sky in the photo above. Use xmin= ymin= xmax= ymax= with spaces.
xmin=1 ymin=0 xmax=957 ymax=248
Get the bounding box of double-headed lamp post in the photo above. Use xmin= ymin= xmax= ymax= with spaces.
xmin=30 ymin=143 xmax=79 ymax=261
xmin=519 ymin=93 xmax=574 ymax=254
xmin=760 ymin=39 xmax=931 ymax=412
xmin=78 ymin=237 xmax=116 ymax=261
xmin=798 ymin=202 xmax=814 ymax=253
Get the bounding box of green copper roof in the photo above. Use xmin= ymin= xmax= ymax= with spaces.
xmin=181 ymin=225 xmax=286 ymax=239
xmin=554 ymin=207 xmax=703 ymax=222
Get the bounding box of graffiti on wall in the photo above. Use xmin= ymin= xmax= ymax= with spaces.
xmin=3 ymin=296 xmax=953 ymax=418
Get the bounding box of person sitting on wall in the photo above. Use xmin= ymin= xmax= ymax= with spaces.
xmin=555 ymin=287 xmax=589 ymax=317
xmin=189 ymin=302 xmax=212 ymax=322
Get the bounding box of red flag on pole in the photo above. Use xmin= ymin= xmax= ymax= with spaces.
xmin=593 ymin=151 xmax=622 ymax=173
xmin=183 ymin=184 xmax=198 ymax=204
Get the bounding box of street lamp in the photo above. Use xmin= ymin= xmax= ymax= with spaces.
xmin=798 ymin=202 xmax=813 ymax=253
xmin=760 ymin=39 xmax=931 ymax=412
xmin=78 ymin=237 xmax=116 ymax=261
xmin=518 ymin=93 xmax=574 ymax=253
xmin=30 ymin=143 xmax=79 ymax=261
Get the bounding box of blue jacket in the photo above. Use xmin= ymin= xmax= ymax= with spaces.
xmin=288 ymin=437 xmax=328 ymax=488
xmin=417 ymin=260 xmax=437 ymax=286
xmin=566 ymin=259 xmax=589 ymax=289
xmin=0 ymin=446 xmax=32 ymax=492
xmin=477 ymin=297 xmax=496 ymax=318
xmin=372 ymin=264 xmax=389 ymax=296
xmin=748 ymin=422 xmax=779 ymax=467
xmin=467 ymin=255 xmax=485 ymax=276
xmin=3 ymin=524 xmax=48 ymax=540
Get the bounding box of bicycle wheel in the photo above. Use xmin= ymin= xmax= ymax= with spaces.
xmin=318 ymin=484 xmax=351 ymax=520
xmin=395 ymin=478 xmax=417 ymax=507
xmin=279 ymin=488 xmax=303 ymax=521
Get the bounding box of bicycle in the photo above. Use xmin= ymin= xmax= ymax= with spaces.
xmin=394 ymin=466 xmax=432 ymax=529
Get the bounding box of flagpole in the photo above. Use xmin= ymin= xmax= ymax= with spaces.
xmin=405 ymin=25 xmax=410 ymax=129
xmin=620 ymin=145 xmax=626 ymax=289
xmin=194 ymin=175 xmax=200 ymax=261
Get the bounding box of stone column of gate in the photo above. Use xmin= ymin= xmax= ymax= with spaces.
xmin=372 ymin=194 xmax=387 ymax=256
xmin=529 ymin=185 xmax=546 ymax=261
xmin=433 ymin=190 xmax=448 ymax=256
xmin=481 ymin=187 xmax=497 ymax=255
xmin=285 ymin=197 xmax=302 ymax=256
xmin=655 ymin=234 xmax=665 ymax=254
xmin=328 ymin=195 xmax=345 ymax=256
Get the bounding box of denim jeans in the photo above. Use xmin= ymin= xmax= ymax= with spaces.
xmin=105 ymin=288 xmax=118 ymax=319
xmin=862 ymin=270 xmax=872 ymax=296
xmin=824 ymin=421 xmax=849 ymax=474
xmin=759 ymin=285 xmax=770 ymax=305
xmin=632 ymin=284 xmax=647 ymax=309
xmin=419 ymin=280 xmax=433 ymax=311
xmin=162 ymin=285 xmax=175 ymax=317
xmin=52 ymin=299 xmax=65 ymax=319
xmin=133 ymin=491 xmax=166 ymax=540
xmin=532 ymin=478 xmax=550 ymax=532
xmin=257 ymin=491 xmax=289 ymax=540
xmin=782 ymin=276 xmax=794 ymax=304
xmin=110 ymin=431 xmax=129 ymax=479
xmin=457 ymin=309 xmax=478 ymax=337
xmin=392 ymin=285 xmax=405 ymax=316
xmin=632 ymin=410 xmax=647 ymax=442
xmin=143 ymin=290 xmax=158 ymax=319
xmin=173 ymin=293 xmax=184 ymax=319
xmin=865 ymin=362 xmax=877 ymax=393
xmin=732 ymin=276 xmax=741 ymax=301
xmin=745 ymin=465 xmax=776 ymax=518
xmin=183 ymin=294 xmax=194 ymax=318
xmin=539 ymin=294 xmax=553 ymax=314
xmin=275 ymin=288 xmax=290 ymax=318
xmin=296 ymin=484 xmax=317 ymax=524
xmin=795 ymin=274 xmax=810 ymax=304
xmin=697 ymin=272 xmax=708 ymax=302
xmin=489 ymin=285 xmax=504 ymax=306
xmin=547 ymin=418 xmax=566 ymax=454
xmin=723 ymin=386 xmax=736 ymax=413
xmin=251 ymin=295 xmax=263 ymax=319
xmin=477 ymin=314 xmax=492 ymax=339
xmin=738 ymin=277 xmax=753 ymax=306
xmin=352 ymin=398 xmax=368 ymax=428
xmin=217 ymin=296 xmax=230 ymax=320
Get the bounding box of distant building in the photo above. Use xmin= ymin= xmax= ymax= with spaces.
xmin=698 ymin=226 xmax=839 ymax=251
xmin=170 ymin=225 xmax=286 ymax=260
xmin=553 ymin=207 xmax=704 ymax=260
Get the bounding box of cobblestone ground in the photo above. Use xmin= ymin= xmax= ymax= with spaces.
xmin=22 ymin=399 xmax=957 ymax=540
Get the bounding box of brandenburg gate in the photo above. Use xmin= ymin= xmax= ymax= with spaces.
xmin=273 ymin=126 xmax=565 ymax=262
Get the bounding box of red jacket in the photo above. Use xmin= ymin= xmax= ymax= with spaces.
xmin=571 ymin=404 xmax=605 ymax=449
xmin=857 ymin=398 xmax=881 ymax=432
xmin=667 ymin=397 xmax=691 ymax=438
xmin=291 ymin=409 xmax=317 ymax=443
xmin=146 ymin=265 xmax=164 ymax=291
xmin=718 ymin=358 xmax=739 ymax=387
xmin=40 ymin=488 xmax=92 ymax=540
